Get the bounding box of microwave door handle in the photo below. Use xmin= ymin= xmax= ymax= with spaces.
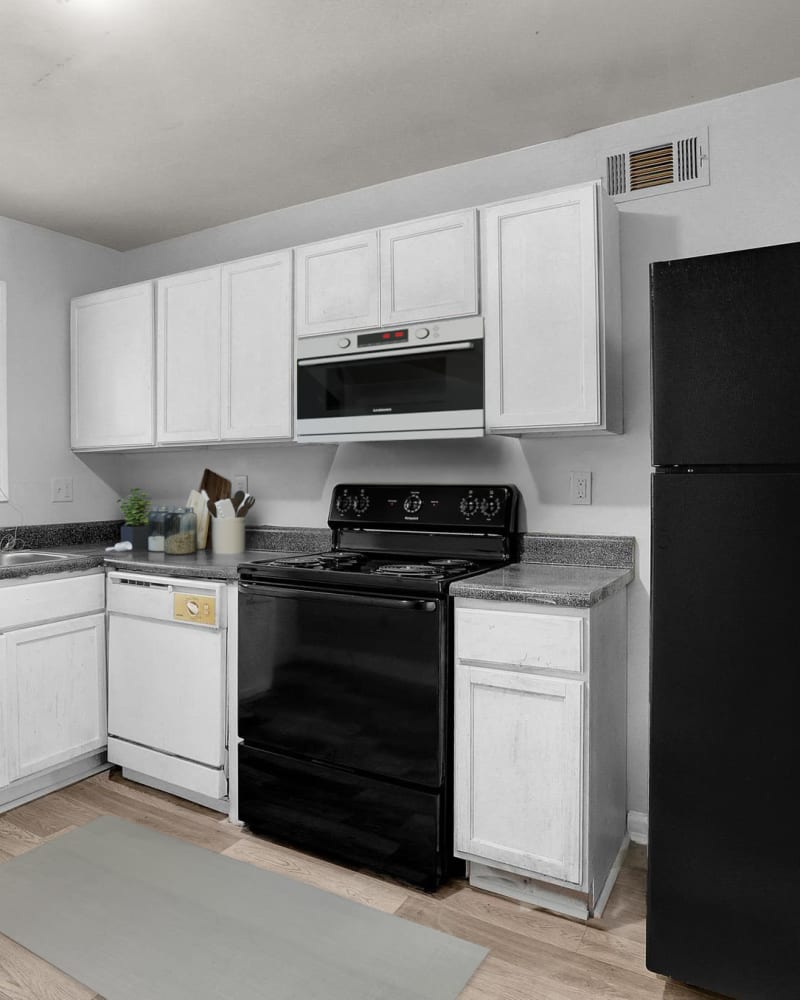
xmin=239 ymin=581 xmax=437 ymax=612
xmin=297 ymin=342 xmax=475 ymax=367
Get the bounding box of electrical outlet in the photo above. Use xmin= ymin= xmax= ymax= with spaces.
xmin=569 ymin=471 xmax=592 ymax=505
xmin=233 ymin=474 xmax=248 ymax=495
xmin=51 ymin=477 xmax=73 ymax=502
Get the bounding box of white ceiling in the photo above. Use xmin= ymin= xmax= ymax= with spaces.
xmin=2 ymin=0 xmax=798 ymax=250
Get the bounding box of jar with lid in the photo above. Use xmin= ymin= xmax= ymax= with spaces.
xmin=164 ymin=507 xmax=197 ymax=555
xmin=147 ymin=506 xmax=170 ymax=552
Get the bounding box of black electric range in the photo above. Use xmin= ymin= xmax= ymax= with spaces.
xmin=237 ymin=483 xmax=519 ymax=890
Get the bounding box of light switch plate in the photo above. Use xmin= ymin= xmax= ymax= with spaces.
xmin=233 ymin=474 xmax=248 ymax=494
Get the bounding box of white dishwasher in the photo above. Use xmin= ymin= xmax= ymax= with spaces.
xmin=106 ymin=571 xmax=228 ymax=810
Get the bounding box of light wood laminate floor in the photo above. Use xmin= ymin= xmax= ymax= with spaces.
xmin=0 ymin=769 xmax=718 ymax=1000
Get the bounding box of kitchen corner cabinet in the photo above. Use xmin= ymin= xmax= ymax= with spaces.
xmin=157 ymin=267 xmax=222 ymax=444
xmin=0 ymin=572 xmax=107 ymax=808
xmin=453 ymin=591 xmax=628 ymax=920
xmin=70 ymin=282 xmax=155 ymax=450
xmin=294 ymin=209 xmax=479 ymax=338
xmin=481 ymin=181 xmax=622 ymax=435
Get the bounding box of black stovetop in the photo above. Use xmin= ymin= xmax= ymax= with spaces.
xmin=239 ymin=483 xmax=520 ymax=596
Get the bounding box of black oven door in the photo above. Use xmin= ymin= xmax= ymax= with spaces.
xmin=296 ymin=340 xmax=483 ymax=422
xmin=238 ymin=582 xmax=445 ymax=788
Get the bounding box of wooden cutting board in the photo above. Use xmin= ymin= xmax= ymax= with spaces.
xmin=198 ymin=468 xmax=231 ymax=503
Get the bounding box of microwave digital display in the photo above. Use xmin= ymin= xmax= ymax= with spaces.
xmin=357 ymin=329 xmax=408 ymax=348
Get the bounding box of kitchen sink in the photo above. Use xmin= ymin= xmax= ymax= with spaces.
xmin=0 ymin=551 xmax=70 ymax=566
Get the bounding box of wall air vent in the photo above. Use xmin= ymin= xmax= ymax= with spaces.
xmin=603 ymin=127 xmax=709 ymax=202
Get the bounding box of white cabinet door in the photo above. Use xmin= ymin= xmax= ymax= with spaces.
xmin=1 ymin=613 xmax=107 ymax=783
xmin=70 ymin=283 xmax=155 ymax=449
xmin=483 ymin=182 xmax=606 ymax=433
xmin=295 ymin=230 xmax=379 ymax=337
xmin=221 ymin=251 xmax=293 ymax=441
xmin=380 ymin=209 xmax=478 ymax=326
xmin=157 ymin=267 xmax=221 ymax=443
xmin=455 ymin=663 xmax=584 ymax=884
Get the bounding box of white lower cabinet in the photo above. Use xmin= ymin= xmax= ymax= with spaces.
xmin=454 ymin=592 xmax=628 ymax=920
xmin=0 ymin=573 xmax=107 ymax=809
xmin=2 ymin=614 xmax=106 ymax=783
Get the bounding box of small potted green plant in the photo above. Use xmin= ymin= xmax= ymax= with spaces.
xmin=118 ymin=487 xmax=151 ymax=550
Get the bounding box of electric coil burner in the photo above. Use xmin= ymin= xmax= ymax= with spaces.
xmin=237 ymin=483 xmax=519 ymax=890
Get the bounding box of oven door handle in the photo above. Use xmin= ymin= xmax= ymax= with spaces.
xmin=238 ymin=580 xmax=438 ymax=612
xmin=297 ymin=341 xmax=475 ymax=366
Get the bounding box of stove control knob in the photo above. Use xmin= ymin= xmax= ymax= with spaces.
xmin=481 ymin=495 xmax=502 ymax=518
xmin=459 ymin=495 xmax=479 ymax=517
xmin=337 ymin=337 xmax=351 ymax=349
xmin=415 ymin=328 xmax=430 ymax=340
xmin=403 ymin=495 xmax=422 ymax=514
xmin=335 ymin=494 xmax=352 ymax=514
xmin=352 ymin=494 xmax=370 ymax=515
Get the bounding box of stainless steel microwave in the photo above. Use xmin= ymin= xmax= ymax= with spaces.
xmin=295 ymin=316 xmax=484 ymax=442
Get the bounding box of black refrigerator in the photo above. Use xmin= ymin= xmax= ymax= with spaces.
xmin=648 ymin=241 xmax=800 ymax=999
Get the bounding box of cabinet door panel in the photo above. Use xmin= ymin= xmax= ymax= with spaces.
xmin=455 ymin=664 xmax=583 ymax=883
xmin=221 ymin=251 xmax=293 ymax=440
xmin=380 ymin=210 xmax=478 ymax=326
xmin=483 ymin=184 xmax=600 ymax=431
xmin=157 ymin=267 xmax=221 ymax=443
xmin=295 ymin=231 xmax=379 ymax=336
xmin=71 ymin=283 xmax=155 ymax=449
xmin=2 ymin=614 xmax=107 ymax=782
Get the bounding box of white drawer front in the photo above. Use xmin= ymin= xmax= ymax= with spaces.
xmin=0 ymin=572 xmax=105 ymax=631
xmin=457 ymin=607 xmax=584 ymax=672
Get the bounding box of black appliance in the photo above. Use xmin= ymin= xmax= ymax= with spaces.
xmin=648 ymin=242 xmax=800 ymax=998
xmin=238 ymin=483 xmax=519 ymax=890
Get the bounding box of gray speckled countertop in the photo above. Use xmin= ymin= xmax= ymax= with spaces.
xmin=0 ymin=546 xmax=296 ymax=583
xmin=450 ymin=563 xmax=634 ymax=608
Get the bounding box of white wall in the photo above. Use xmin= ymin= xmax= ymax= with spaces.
xmin=108 ymin=78 xmax=800 ymax=816
xmin=0 ymin=215 xmax=122 ymax=529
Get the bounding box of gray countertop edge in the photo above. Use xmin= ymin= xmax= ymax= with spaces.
xmin=450 ymin=565 xmax=635 ymax=608
xmin=0 ymin=547 xmax=292 ymax=583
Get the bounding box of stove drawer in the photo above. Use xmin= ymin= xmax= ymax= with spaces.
xmin=456 ymin=606 xmax=585 ymax=673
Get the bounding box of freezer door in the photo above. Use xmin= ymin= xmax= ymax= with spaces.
xmin=648 ymin=471 xmax=800 ymax=998
xmin=651 ymin=242 xmax=800 ymax=466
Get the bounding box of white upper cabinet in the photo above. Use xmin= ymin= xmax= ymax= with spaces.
xmin=157 ymin=267 xmax=222 ymax=444
xmin=379 ymin=209 xmax=478 ymax=326
xmin=70 ymin=282 xmax=155 ymax=450
xmin=295 ymin=230 xmax=380 ymax=337
xmin=221 ymin=251 xmax=293 ymax=441
xmin=482 ymin=181 xmax=622 ymax=435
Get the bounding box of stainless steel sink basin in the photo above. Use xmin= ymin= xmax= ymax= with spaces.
xmin=0 ymin=550 xmax=70 ymax=566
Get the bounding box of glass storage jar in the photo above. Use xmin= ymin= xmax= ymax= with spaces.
xmin=164 ymin=507 xmax=197 ymax=555
xmin=147 ymin=506 xmax=170 ymax=552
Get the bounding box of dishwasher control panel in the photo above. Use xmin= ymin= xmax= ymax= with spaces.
xmin=173 ymin=592 xmax=217 ymax=626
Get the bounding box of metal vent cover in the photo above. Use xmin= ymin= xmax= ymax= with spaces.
xmin=603 ymin=127 xmax=709 ymax=202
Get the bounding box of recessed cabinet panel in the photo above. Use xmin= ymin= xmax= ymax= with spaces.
xmin=455 ymin=664 xmax=583 ymax=883
xmin=380 ymin=210 xmax=478 ymax=326
xmin=295 ymin=231 xmax=379 ymax=336
xmin=2 ymin=613 xmax=107 ymax=783
xmin=221 ymin=251 xmax=293 ymax=440
xmin=157 ymin=267 xmax=222 ymax=443
xmin=70 ymin=283 xmax=155 ymax=449
xmin=483 ymin=182 xmax=614 ymax=433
